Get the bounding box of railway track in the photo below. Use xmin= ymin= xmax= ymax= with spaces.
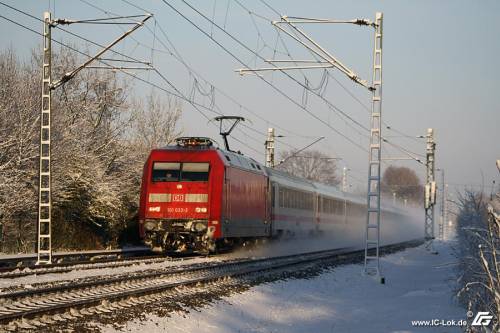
xmin=0 ymin=248 xmax=153 ymax=269
xmin=0 ymin=239 xmax=423 ymax=331
xmin=0 ymin=253 xmax=199 ymax=279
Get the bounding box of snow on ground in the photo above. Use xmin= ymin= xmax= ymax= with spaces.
xmin=101 ymin=240 xmax=466 ymax=333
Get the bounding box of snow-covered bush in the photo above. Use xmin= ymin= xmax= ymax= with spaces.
xmin=456 ymin=190 xmax=499 ymax=332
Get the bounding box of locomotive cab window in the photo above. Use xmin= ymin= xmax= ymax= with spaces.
xmin=152 ymin=162 xmax=180 ymax=182
xmin=182 ymin=163 xmax=209 ymax=181
xmin=152 ymin=162 xmax=209 ymax=182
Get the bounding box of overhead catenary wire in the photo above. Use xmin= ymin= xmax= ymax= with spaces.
xmin=0 ymin=2 xmax=274 ymax=157
xmin=180 ymin=0 xmax=425 ymax=166
xmin=257 ymin=0 xmax=426 ymax=164
xmin=2 ymin=1 xmax=422 ymax=169
xmin=176 ymin=0 xmax=427 ymax=168
xmin=232 ymin=0 xmax=371 ymax=139
xmin=0 ymin=11 xmax=267 ymax=157
xmin=2 ymin=0 xmax=426 ymax=167
xmin=82 ymin=0 xmax=308 ymax=151
xmin=161 ymin=0 xmax=367 ymax=154
xmin=81 ymin=0 xmax=366 ymax=165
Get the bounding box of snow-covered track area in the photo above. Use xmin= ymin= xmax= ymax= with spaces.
xmin=0 ymin=239 xmax=423 ymax=331
xmin=0 ymin=248 xmax=152 ymax=269
xmin=0 ymin=254 xmax=193 ymax=279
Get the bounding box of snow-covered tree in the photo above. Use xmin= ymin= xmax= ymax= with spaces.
xmin=0 ymin=48 xmax=182 ymax=252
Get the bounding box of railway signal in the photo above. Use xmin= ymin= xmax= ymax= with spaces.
xmin=36 ymin=11 xmax=151 ymax=265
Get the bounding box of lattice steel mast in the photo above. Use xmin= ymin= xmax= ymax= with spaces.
xmin=37 ymin=12 xmax=53 ymax=265
xmin=424 ymin=128 xmax=437 ymax=250
xmin=36 ymin=11 xmax=151 ymax=265
xmin=363 ymin=12 xmax=383 ymax=278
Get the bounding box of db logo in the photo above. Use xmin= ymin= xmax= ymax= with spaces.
xmin=471 ymin=312 xmax=493 ymax=326
xmin=173 ymin=194 xmax=184 ymax=202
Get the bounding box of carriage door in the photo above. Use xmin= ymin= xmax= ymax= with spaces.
xmin=271 ymin=183 xmax=279 ymax=235
xmin=224 ymin=167 xmax=231 ymax=223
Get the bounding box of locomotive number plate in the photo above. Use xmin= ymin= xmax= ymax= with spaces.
xmin=167 ymin=207 xmax=188 ymax=213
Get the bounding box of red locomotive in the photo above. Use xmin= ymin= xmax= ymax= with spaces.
xmin=139 ymin=137 xmax=413 ymax=253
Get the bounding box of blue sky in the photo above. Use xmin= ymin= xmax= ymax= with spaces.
xmin=1 ymin=0 xmax=499 ymax=194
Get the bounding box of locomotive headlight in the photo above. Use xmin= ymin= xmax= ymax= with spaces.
xmin=195 ymin=207 xmax=207 ymax=213
xmin=144 ymin=220 xmax=157 ymax=231
xmin=194 ymin=222 xmax=207 ymax=232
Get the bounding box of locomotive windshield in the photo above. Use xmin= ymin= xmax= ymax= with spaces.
xmin=152 ymin=162 xmax=209 ymax=182
xmin=181 ymin=163 xmax=209 ymax=181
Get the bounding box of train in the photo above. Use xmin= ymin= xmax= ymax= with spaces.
xmin=138 ymin=137 xmax=417 ymax=253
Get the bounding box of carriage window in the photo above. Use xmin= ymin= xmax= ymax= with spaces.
xmin=152 ymin=162 xmax=180 ymax=182
xmin=182 ymin=163 xmax=210 ymax=181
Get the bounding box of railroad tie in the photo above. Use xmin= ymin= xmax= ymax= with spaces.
xmin=39 ymin=314 xmax=56 ymax=324
xmin=69 ymin=308 xmax=84 ymax=318
xmin=50 ymin=313 xmax=66 ymax=322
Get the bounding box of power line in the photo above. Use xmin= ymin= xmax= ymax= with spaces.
xmin=194 ymin=1 xmax=424 ymax=168
xmin=80 ymin=0 xmax=366 ymax=162
xmin=1 ymin=0 xmax=428 ymax=166
xmin=258 ymin=0 xmax=426 ymax=163
xmin=81 ymin=0 xmax=304 ymax=151
xmin=232 ymin=0 xmax=370 ymax=139
xmin=162 ymin=0 xmax=367 ymax=154
xmin=0 ymin=2 xmax=272 ymax=157
xmin=0 ymin=11 xmax=267 ymax=158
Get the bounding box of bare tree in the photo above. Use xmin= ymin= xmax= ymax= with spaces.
xmin=381 ymin=166 xmax=423 ymax=203
xmin=129 ymin=92 xmax=182 ymax=160
xmin=277 ymin=149 xmax=339 ymax=186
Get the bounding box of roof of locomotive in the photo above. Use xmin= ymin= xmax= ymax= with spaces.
xmin=218 ymin=149 xmax=266 ymax=175
xmin=152 ymin=138 xmax=266 ymax=176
